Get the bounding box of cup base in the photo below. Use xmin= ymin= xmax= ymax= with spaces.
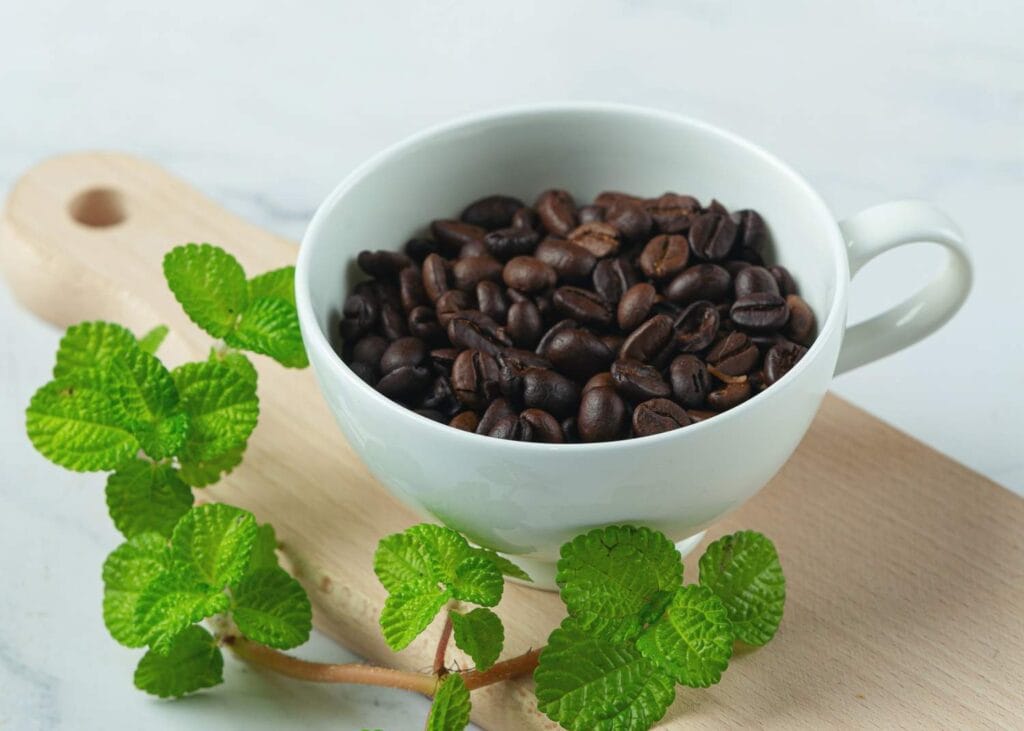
xmin=503 ymin=530 xmax=708 ymax=592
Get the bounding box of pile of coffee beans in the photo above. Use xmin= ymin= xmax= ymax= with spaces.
xmin=338 ymin=189 xmax=816 ymax=442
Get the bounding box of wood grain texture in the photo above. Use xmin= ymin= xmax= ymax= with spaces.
xmin=2 ymin=152 xmax=1021 ymax=729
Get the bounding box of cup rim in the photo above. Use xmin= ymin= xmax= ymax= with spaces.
xmin=296 ymin=101 xmax=849 ymax=453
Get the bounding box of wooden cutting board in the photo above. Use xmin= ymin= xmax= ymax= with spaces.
xmin=3 ymin=152 xmax=1022 ymax=729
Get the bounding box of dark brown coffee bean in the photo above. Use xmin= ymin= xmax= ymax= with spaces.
xmin=496 ymin=349 xmax=552 ymax=398
xmin=380 ymin=336 xmax=427 ymax=374
xmin=535 ymin=189 xmax=578 ymax=236
xmin=605 ymin=201 xmax=653 ymax=243
xmin=730 ymin=292 xmax=789 ymax=331
xmin=449 ymin=411 xmax=479 ymax=432
xmin=620 ymin=314 xmax=674 ymax=362
xmin=592 ymin=257 xmax=637 ymax=305
xmin=764 ymin=340 xmax=808 ymax=386
xmin=404 ymin=237 xmax=441 ymax=264
xmin=376 ymin=365 xmax=431 ymax=403
xmin=639 ymin=234 xmax=690 ymax=280
xmin=522 ymin=367 xmax=580 ymax=419
xmin=610 ymin=359 xmax=671 ymax=401
xmin=399 ymin=266 xmax=427 ymax=312
xmin=705 ymin=198 xmax=729 ymax=216
xmin=520 ymin=408 xmax=565 ymax=443
xmin=415 ymin=408 xmax=446 ymax=423
xmin=731 ymin=209 xmax=768 ymax=252
xmin=379 ymin=303 xmax=408 ymax=340
xmin=688 ymin=409 xmax=716 ymax=423
xmin=689 ymin=212 xmax=738 ymax=261
xmin=536 ymin=318 xmax=578 ymax=357
xmin=357 ymin=250 xmax=412 ymax=279
xmin=511 ymin=206 xmax=540 ymax=231
xmin=435 ymin=290 xmax=472 ymax=327
xmin=560 ymin=416 xmax=578 ymax=442
xmin=664 ymin=264 xmax=732 ymax=304
xmin=594 ymin=190 xmax=644 ymax=208
xmin=488 ymin=413 xmax=526 ymax=440
xmin=733 ymin=245 xmax=764 ymax=265
xmin=506 ymin=300 xmax=544 ymax=349
xmin=460 ymin=195 xmax=524 ymax=230
xmin=706 ymin=332 xmax=759 ymax=376
xmin=674 ymin=301 xmax=720 ymax=352
xmin=733 ymin=266 xmax=780 ymax=298
xmin=707 ymin=380 xmax=752 ymax=411
xmin=503 ymin=256 xmax=557 ymax=293
xmin=452 ymin=255 xmax=503 ymax=291
xmin=568 ymin=222 xmax=620 ymax=258
xmin=769 ymin=265 xmax=797 ymax=297
xmin=784 ymin=295 xmax=816 ymax=345
xmin=460 ymin=239 xmax=489 ymax=258
xmin=351 ymin=334 xmax=389 ymax=368
xmin=477 ymin=397 xmax=516 ymax=434
xmin=600 ymin=333 xmax=625 ymax=353
xmin=582 ymin=371 xmax=615 ymax=394
xmin=422 ymin=253 xmax=450 ymax=302
xmin=645 ymin=193 xmax=700 ymax=233
xmin=349 ymin=361 xmax=377 ymax=385
xmin=429 ymin=347 xmax=460 ymax=374
xmin=669 ymin=354 xmax=709 ymax=408
xmin=544 ymin=328 xmax=615 ymax=380
xmin=340 ymin=292 xmax=379 ymax=340
xmin=632 ymin=398 xmax=692 ymax=437
xmin=577 ymin=387 xmax=627 ymax=442
xmin=447 ymin=311 xmax=512 ymax=355
xmin=578 ymin=205 xmax=605 ymax=224
xmin=421 ymin=375 xmax=458 ymax=416
xmin=534 ymin=238 xmax=597 ymax=281
xmin=485 ymin=226 xmax=541 ymax=260
xmin=552 ymin=286 xmax=613 ymax=328
xmin=723 ymin=260 xmax=752 ymax=278
xmin=431 ymin=219 xmax=487 ymax=251
xmin=476 ymin=281 xmax=508 ymax=323
xmin=450 ymin=350 xmax=501 ymax=409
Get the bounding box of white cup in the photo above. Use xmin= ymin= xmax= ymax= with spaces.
xmin=296 ymin=103 xmax=971 ymax=588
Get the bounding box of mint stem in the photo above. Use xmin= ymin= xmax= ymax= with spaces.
xmin=433 ymin=613 xmax=453 ymax=676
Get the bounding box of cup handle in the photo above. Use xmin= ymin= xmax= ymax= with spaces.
xmin=834 ymin=200 xmax=972 ymax=375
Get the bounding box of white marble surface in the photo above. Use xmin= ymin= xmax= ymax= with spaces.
xmin=2 ymin=1 xmax=1022 ymax=729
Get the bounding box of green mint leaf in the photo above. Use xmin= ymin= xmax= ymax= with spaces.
xmin=635 ymin=584 xmax=734 ymax=688
xmin=449 ymin=555 xmax=503 ymax=607
xmin=374 ymin=524 xmax=473 ymax=594
xmin=177 ymin=443 xmax=246 ymax=488
xmin=699 ymin=530 xmax=785 ymax=646
xmin=163 ymin=243 xmax=248 ymax=338
xmin=109 ymin=347 xmax=188 ymax=459
xmin=408 ymin=524 xmax=474 ymax=583
xmin=105 ymin=459 xmax=193 ymax=539
xmin=231 ymin=567 xmax=312 ymax=649
xmin=380 ymin=587 xmax=449 ymax=651
xmin=248 ymin=266 xmax=296 ymax=306
xmin=53 ymin=321 xmax=137 ymax=387
xmin=535 ymin=619 xmax=675 ymax=731
xmin=134 ymin=570 xmax=230 ymax=654
xmin=134 ymin=625 xmax=224 ymax=698
xmin=224 ymin=296 xmax=308 ymax=368
xmin=171 ymin=503 xmax=258 ymax=587
xmin=247 ymin=523 xmax=279 ymax=571
xmin=426 ymin=672 xmax=471 ymax=731
xmin=472 ymin=547 xmax=532 ymax=582
xmin=449 ymin=607 xmax=503 ymax=671
xmin=209 ymin=348 xmax=258 ymax=386
xmin=137 ymin=325 xmax=170 ymax=355
xmin=102 ymin=533 xmax=171 ymax=647
xmin=26 ymin=380 xmax=138 ymax=472
xmin=556 ymin=525 xmax=682 ymax=642
xmin=172 ymin=360 xmax=258 ymax=462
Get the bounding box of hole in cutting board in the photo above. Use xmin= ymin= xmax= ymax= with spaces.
xmin=68 ymin=188 xmax=126 ymax=227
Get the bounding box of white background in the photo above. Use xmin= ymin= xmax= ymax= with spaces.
xmin=1 ymin=2 xmax=1022 ymax=729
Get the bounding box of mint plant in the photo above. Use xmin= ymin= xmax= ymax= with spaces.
xmin=24 ymin=242 xmax=786 ymax=731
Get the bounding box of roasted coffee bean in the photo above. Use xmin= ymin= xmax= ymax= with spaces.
xmin=357 ymin=249 xmax=412 ymax=279
xmin=733 ymin=245 xmax=764 ymax=265
xmin=376 ymin=365 xmax=431 ymax=402
xmin=784 ymin=294 xmax=816 ymax=344
xmin=689 ymin=212 xmax=738 ymax=261
xmin=431 ymin=219 xmax=487 ymax=251
xmin=732 ymin=209 xmax=768 ymax=252
xmin=544 ymin=328 xmax=615 ymax=379
xmin=460 ymin=239 xmax=489 ymax=258
xmin=730 ymin=292 xmax=789 ymax=331
xmin=705 ymin=198 xmax=729 ymax=216
xmin=340 ymin=292 xmax=379 ymax=340
xmin=477 ymin=397 xmax=516 ymax=434
xmin=594 ymin=190 xmax=644 ymax=208
xmin=620 ymin=314 xmax=674 ymax=362
xmin=435 ymin=290 xmax=472 ymax=327
xmin=536 ymin=318 xmax=578 ymax=357
xmin=421 ymin=375 xmax=457 ymax=415
xmin=503 ymin=256 xmax=557 ymax=293
xmin=552 ymin=286 xmax=614 ymax=327
xmin=496 ymin=348 xmax=551 ymax=398
xmin=511 ymin=206 xmax=540 ymax=231
xmin=429 ymin=347 xmax=460 ymax=374
xmin=578 ymin=205 xmax=605 ymax=224
xmin=351 ymin=334 xmax=389 ymax=370
xmin=520 ymin=408 xmax=565 ymax=443
xmin=669 ymin=354 xmax=709 ymax=408
xmin=639 ymin=234 xmax=690 ymax=280
xmin=664 ymin=264 xmax=732 ymax=304
xmin=399 ymin=266 xmax=428 ymax=312
xmin=674 ymin=301 xmax=720 ymax=352
xmin=449 ymin=411 xmax=480 ymax=432
xmin=605 ymin=200 xmax=653 ymax=244
xmin=485 ymin=226 xmax=541 ymax=260
xmin=688 ymin=409 xmax=716 ymax=423
xmin=560 ymin=416 xmax=579 ymax=442
xmin=476 ymin=281 xmax=508 ymax=323
xmin=707 ymin=380 xmax=752 ymax=411
xmin=535 ymin=189 xmax=578 ymax=236
xmin=577 ymin=387 xmax=627 ymax=442
xmin=422 ymin=253 xmax=450 ymax=302
xmin=506 ymin=300 xmax=544 ymax=348
xmin=600 ymin=333 xmax=624 ymax=353
xmin=706 ymin=332 xmax=759 ymax=376
xmin=404 ymin=237 xmax=441 ymax=264
xmin=349 ymin=361 xmax=377 ymax=386
xmin=451 ymin=350 xmax=501 ymax=409
xmin=610 ymin=359 xmax=671 ymax=401
xmin=645 ymin=193 xmax=700 ymax=233
xmin=583 ymin=371 xmax=615 ymax=394
xmin=568 ymin=222 xmax=620 ymax=258
xmin=522 ymin=367 xmax=580 ymax=418
xmin=764 ymin=340 xmax=808 ymax=386
xmin=749 ymin=333 xmax=785 ymax=354
xmin=723 ymin=260 xmax=752 ymax=277
xmin=460 ymin=195 xmax=524 ymax=230
xmin=380 ymin=336 xmax=427 ymax=374
xmin=733 ymin=266 xmax=780 ymax=298
xmin=534 ymin=238 xmax=597 ymax=280
xmin=452 ymin=255 xmax=503 ymax=291
xmin=769 ymin=265 xmax=797 ymax=297
xmin=592 ymin=257 xmax=637 ymax=305
xmin=447 ymin=311 xmax=512 ymax=355
xmin=488 ymin=413 xmax=526 ymax=440
xmin=379 ymin=303 xmax=408 ymax=340
xmin=632 ymin=398 xmax=692 ymax=437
